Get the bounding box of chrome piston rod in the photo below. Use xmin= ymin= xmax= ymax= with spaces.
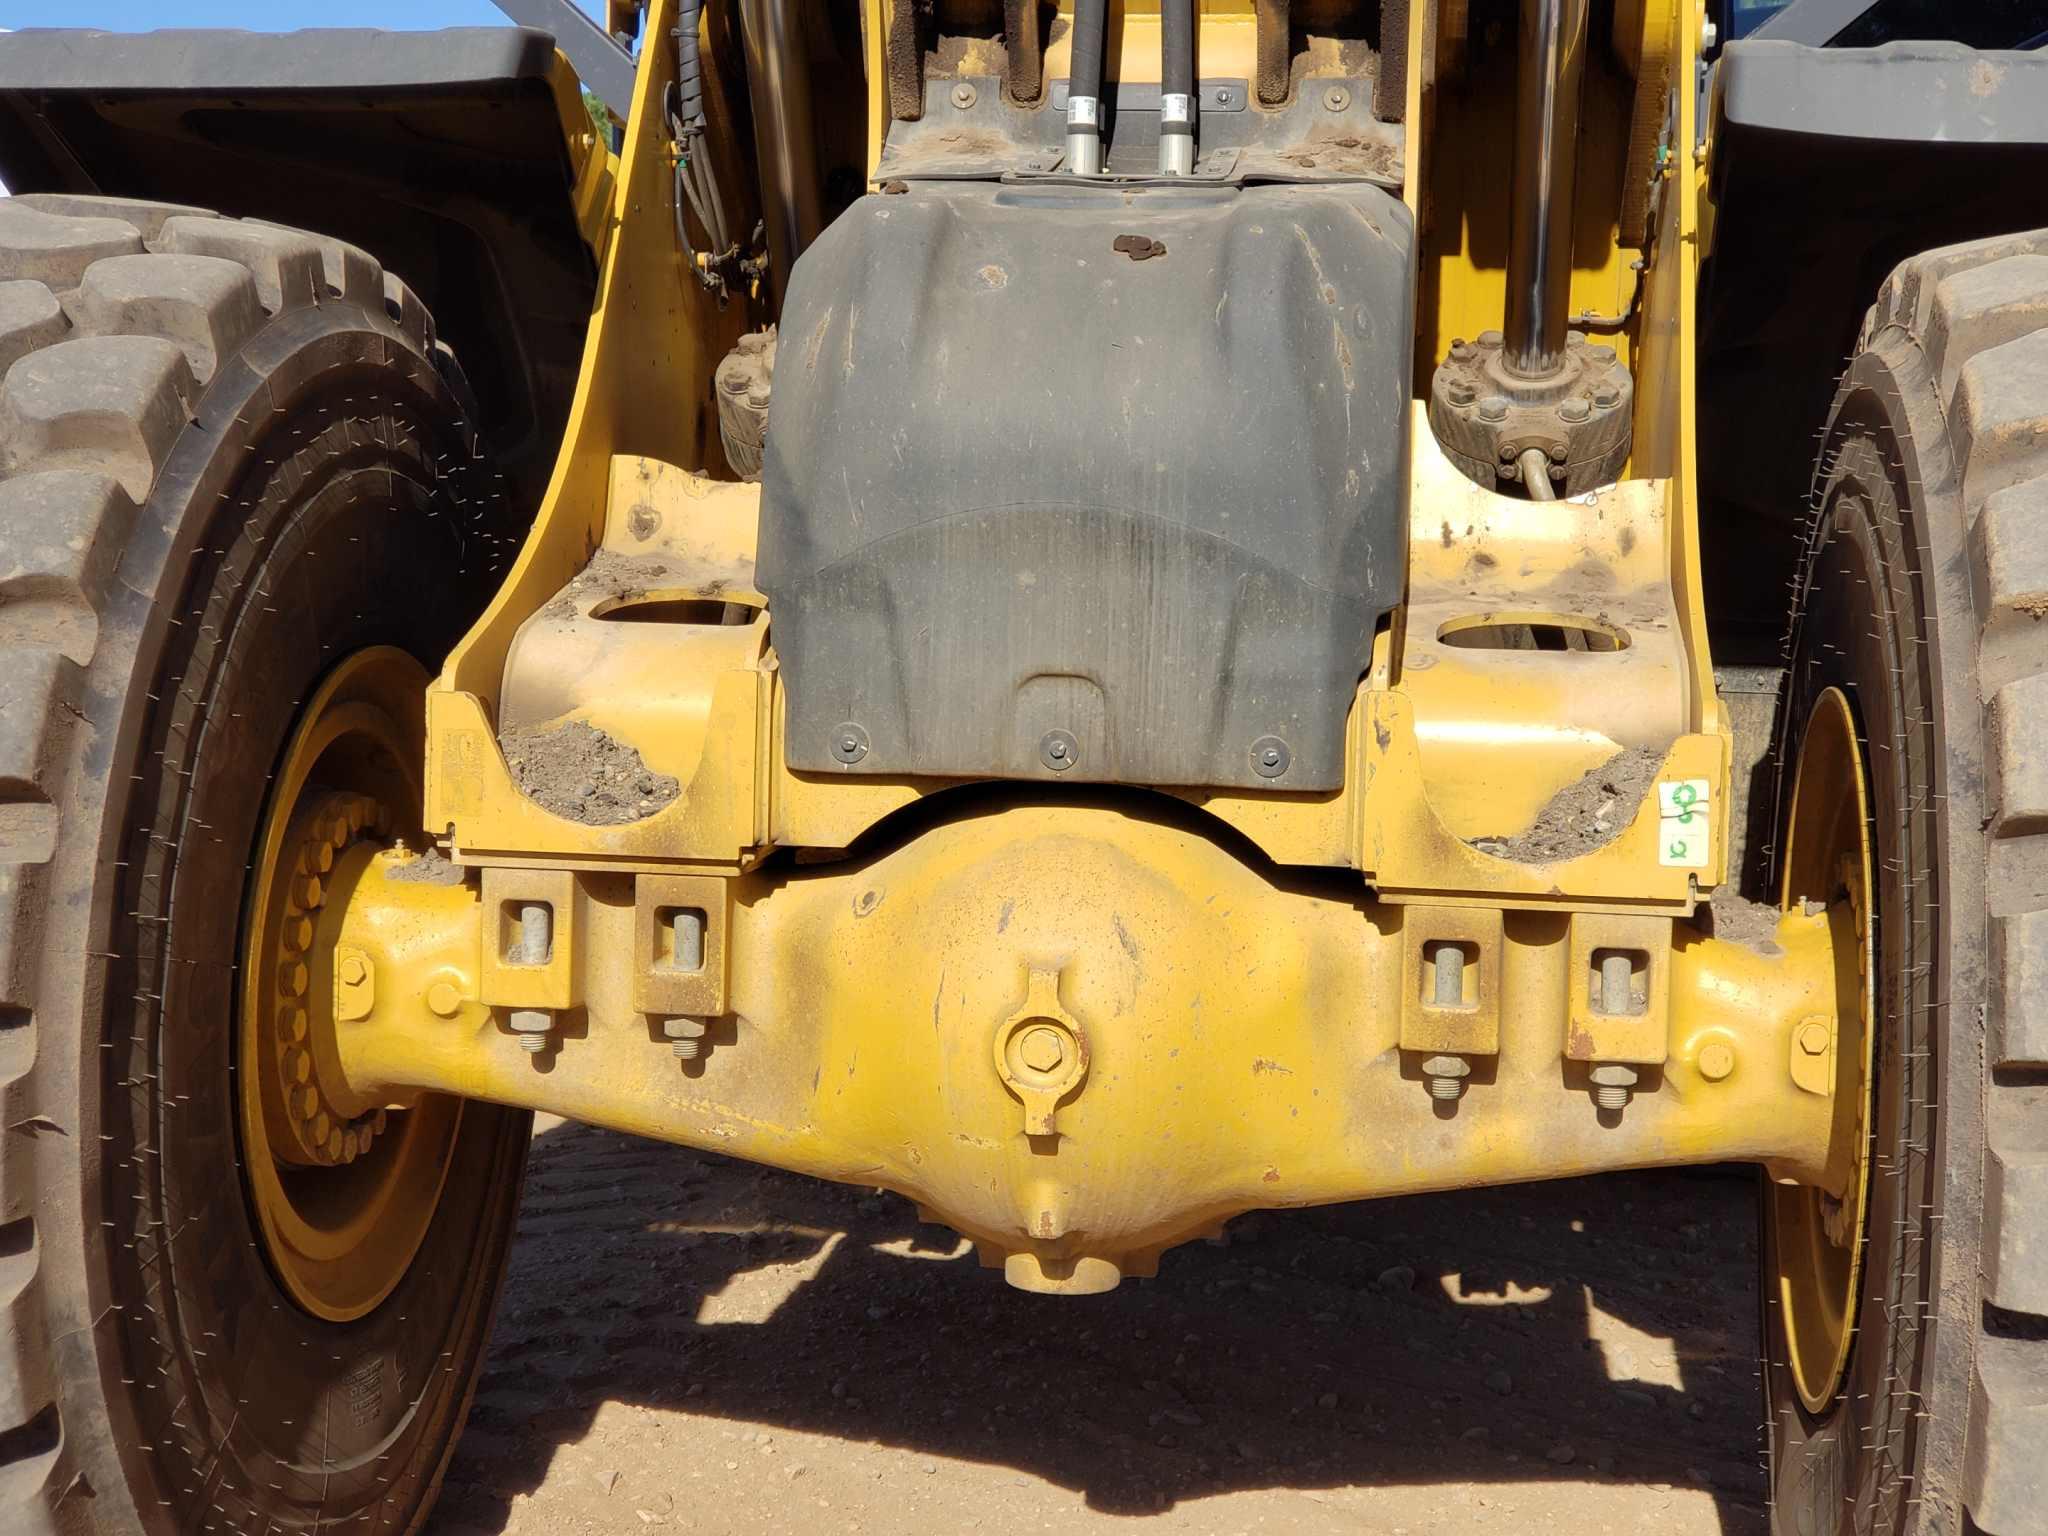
xmin=1502 ymin=0 xmax=1590 ymax=380
xmin=737 ymin=0 xmax=823 ymax=307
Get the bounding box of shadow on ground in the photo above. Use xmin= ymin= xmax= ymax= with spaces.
xmin=429 ymin=1117 xmax=1767 ymax=1534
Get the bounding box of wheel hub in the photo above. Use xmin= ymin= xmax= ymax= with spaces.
xmin=238 ymin=648 xmax=462 ymax=1322
xmin=1770 ymin=686 xmax=1877 ymax=1414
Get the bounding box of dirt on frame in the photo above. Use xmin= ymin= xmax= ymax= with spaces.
xmin=428 ymin=1118 xmax=1767 ymax=1536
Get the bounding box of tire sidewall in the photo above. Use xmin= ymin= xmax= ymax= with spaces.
xmin=1763 ymin=338 xmax=1990 ymax=1535
xmin=41 ymin=299 xmax=530 ymax=1532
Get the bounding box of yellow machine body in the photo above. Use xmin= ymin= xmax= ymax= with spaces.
xmin=277 ymin=1 xmax=1869 ymax=1292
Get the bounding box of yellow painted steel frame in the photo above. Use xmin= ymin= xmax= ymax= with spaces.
xmin=377 ymin=2 xmax=1813 ymax=1290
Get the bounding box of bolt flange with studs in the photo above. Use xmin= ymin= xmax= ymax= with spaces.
xmin=267 ymin=792 xmax=397 ymax=1166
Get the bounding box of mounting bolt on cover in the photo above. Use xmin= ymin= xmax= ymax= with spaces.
xmin=831 ymin=723 xmax=870 ymax=764
xmin=1588 ymin=1063 xmax=1639 ymax=1113
xmin=1040 ymin=729 xmax=1079 ymax=773
xmin=1322 ymin=84 xmax=1351 ymax=112
xmin=950 ymin=81 xmax=978 ymax=109
xmin=1250 ymin=735 xmax=1292 ymax=779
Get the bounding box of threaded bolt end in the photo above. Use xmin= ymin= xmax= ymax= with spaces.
xmin=1428 ymin=1074 xmax=1464 ymax=1102
xmin=1593 ymin=1083 xmax=1631 ymax=1111
xmin=673 ymin=1037 xmax=702 ymax=1060
xmin=519 ymin=1032 xmax=547 ymax=1054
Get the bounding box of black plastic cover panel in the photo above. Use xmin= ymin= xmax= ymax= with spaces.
xmin=759 ymin=180 xmax=1414 ymax=791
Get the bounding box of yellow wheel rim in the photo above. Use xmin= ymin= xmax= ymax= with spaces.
xmin=1770 ymin=686 xmax=1877 ymax=1414
xmin=239 ymin=648 xmax=461 ymax=1322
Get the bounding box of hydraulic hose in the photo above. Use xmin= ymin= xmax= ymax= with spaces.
xmin=1159 ymin=0 xmax=1195 ymax=175
xmin=1067 ymin=0 xmax=1108 ymax=175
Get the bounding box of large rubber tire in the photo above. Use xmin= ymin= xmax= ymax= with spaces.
xmin=0 ymin=195 xmax=531 ymax=1533
xmin=1768 ymin=232 xmax=2048 ymax=1534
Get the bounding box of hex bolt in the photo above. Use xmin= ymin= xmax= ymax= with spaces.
xmin=1598 ymin=952 xmax=1634 ymax=1015
xmin=673 ymin=910 xmax=705 ymax=972
xmin=509 ymin=1008 xmax=552 ymax=1054
xmin=1592 ymin=382 xmax=1622 ymax=409
xmin=518 ymin=903 xmax=552 ymax=964
xmin=1432 ymin=945 xmax=1465 ymax=1008
xmin=1421 ymin=1054 xmax=1471 ymax=1101
xmin=1445 ymin=379 xmax=1477 ymax=407
xmin=1476 ymin=396 xmax=1509 ymax=423
xmin=665 ymin=1017 xmax=709 ymax=1060
xmin=1019 ymin=1025 xmax=1066 ymax=1073
xmin=950 ymin=82 xmax=978 ymax=110
xmin=506 ymin=904 xmax=555 ymax=1055
xmin=1589 ymin=1063 xmax=1639 ymax=1112
xmin=1797 ymin=1020 xmax=1832 ymax=1056
xmin=1559 ymin=396 xmax=1592 ymax=424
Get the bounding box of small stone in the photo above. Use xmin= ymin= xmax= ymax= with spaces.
xmin=1688 ymin=1399 xmax=1708 ymax=1420
xmin=1376 ymin=1264 xmax=1416 ymax=1293
xmin=923 ymin=1462 xmax=938 ymax=1474
xmin=1547 ymin=1443 xmax=1576 ymax=1465
xmin=1460 ymin=1426 xmax=1490 ymax=1443
xmin=1485 ymin=1369 xmax=1514 ymax=1396
xmin=830 ymin=1380 xmax=848 ymax=1399
xmin=1317 ymin=1392 xmax=1339 ymax=1410
xmin=594 ymin=1468 xmax=621 ymax=1495
xmin=866 ymin=1305 xmax=890 ymax=1321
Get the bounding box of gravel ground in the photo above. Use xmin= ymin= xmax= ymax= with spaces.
xmin=429 ymin=1118 xmax=1768 ymax=1536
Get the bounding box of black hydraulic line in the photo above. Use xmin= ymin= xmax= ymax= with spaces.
xmin=1067 ymin=0 xmax=1108 ymax=174
xmin=1159 ymin=0 xmax=1195 ymax=174
xmin=1003 ymin=0 xmax=1045 ymax=102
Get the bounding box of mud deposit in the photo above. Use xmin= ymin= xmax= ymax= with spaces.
xmin=500 ymin=719 xmax=681 ymax=825
xmin=1473 ymin=745 xmax=1664 ymax=864
xmin=430 ymin=1120 xmax=1766 ymax=1536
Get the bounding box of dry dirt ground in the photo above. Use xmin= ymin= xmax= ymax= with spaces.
xmin=428 ymin=1117 xmax=1770 ymax=1536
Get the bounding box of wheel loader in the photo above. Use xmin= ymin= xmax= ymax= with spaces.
xmin=0 ymin=0 xmax=2042 ymax=1530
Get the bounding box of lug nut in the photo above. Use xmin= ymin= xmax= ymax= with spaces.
xmin=664 ymin=1017 xmax=710 ymax=1060
xmin=1420 ymin=1054 xmax=1470 ymax=1101
xmin=1589 ymin=1063 xmax=1639 ymax=1113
